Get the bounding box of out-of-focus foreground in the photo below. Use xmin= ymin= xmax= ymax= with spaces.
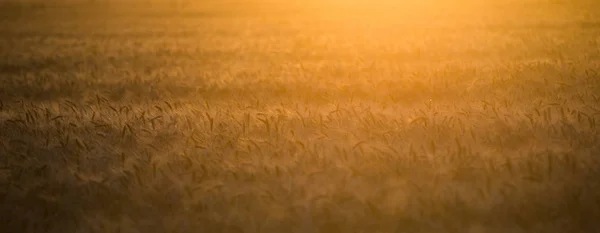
xmin=1 ymin=0 xmax=600 ymax=232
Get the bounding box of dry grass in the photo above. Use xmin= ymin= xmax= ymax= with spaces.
xmin=1 ymin=0 xmax=600 ymax=232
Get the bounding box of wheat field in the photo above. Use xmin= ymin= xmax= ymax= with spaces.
xmin=1 ymin=0 xmax=600 ymax=232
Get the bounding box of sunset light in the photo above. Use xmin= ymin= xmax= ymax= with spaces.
xmin=1 ymin=0 xmax=599 ymax=232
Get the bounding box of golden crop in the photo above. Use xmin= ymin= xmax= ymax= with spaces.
xmin=0 ymin=0 xmax=599 ymax=232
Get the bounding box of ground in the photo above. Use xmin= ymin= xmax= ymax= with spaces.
xmin=1 ymin=0 xmax=600 ymax=232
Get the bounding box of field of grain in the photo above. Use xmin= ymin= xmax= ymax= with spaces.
xmin=1 ymin=0 xmax=600 ymax=232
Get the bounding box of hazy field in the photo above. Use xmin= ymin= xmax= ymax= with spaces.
xmin=1 ymin=0 xmax=600 ymax=232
